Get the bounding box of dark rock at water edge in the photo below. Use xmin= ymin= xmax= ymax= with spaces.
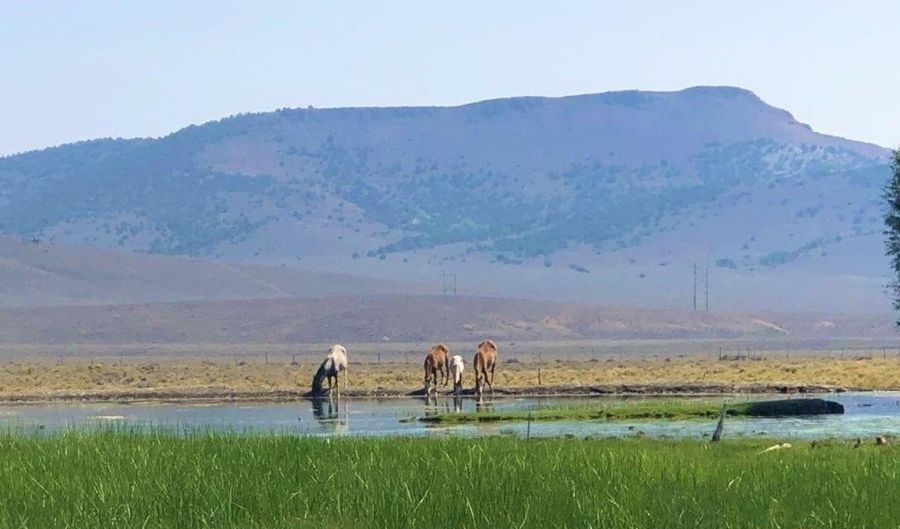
xmin=734 ymin=398 xmax=844 ymax=417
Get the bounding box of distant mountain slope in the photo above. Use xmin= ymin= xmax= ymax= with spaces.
xmin=0 ymin=235 xmax=416 ymax=307
xmin=0 ymin=295 xmax=890 ymax=345
xmin=0 ymin=87 xmax=892 ymax=311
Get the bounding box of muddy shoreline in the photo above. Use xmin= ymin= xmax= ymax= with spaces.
xmin=0 ymin=382 xmax=865 ymax=405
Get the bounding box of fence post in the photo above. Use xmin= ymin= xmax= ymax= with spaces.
xmin=711 ymin=409 xmax=726 ymax=442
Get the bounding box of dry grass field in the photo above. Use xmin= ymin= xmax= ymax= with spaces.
xmin=2 ymin=355 xmax=900 ymax=401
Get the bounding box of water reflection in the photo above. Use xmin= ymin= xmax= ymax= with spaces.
xmin=309 ymin=396 xmax=348 ymax=435
xmin=423 ymin=393 xmax=454 ymax=418
xmin=0 ymin=393 xmax=898 ymax=439
xmin=475 ymin=395 xmax=495 ymax=413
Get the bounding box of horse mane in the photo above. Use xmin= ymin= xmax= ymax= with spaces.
xmin=311 ymin=357 xmax=334 ymax=394
xmin=431 ymin=343 xmax=449 ymax=355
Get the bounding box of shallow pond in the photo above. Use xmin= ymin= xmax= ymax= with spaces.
xmin=1 ymin=393 xmax=899 ymax=439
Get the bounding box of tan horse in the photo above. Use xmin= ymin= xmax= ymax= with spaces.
xmin=473 ymin=340 xmax=498 ymax=396
xmin=424 ymin=343 xmax=450 ymax=393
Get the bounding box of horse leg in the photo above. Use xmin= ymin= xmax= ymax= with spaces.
xmin=444 ymin=359 xmax=451 ymax=386
xmin=488 ymin=364 xmax=495 ymax=396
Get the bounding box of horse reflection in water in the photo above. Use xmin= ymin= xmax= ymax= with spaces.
xmin=475 ymin=393 xmax=495 ymax=413
xmin=423 ymin=393 xmax=451 ymax=419
xmin=310 ymin=396 xmax=349 ymax=435
xmin=452 ymin=395 xmax=464 ymax=413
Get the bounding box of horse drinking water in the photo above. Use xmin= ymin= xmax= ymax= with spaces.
xmin=473 ymin=340 xmax=498 ymax=396
xmin=311 ymin=344 xmax=349 ymax=397
xmin=423 ymin=344 xmax=450 ymax=394
xmin=450 ymin=354 xmax=465 ymax=395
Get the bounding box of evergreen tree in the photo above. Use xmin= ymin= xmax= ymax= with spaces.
xmin=883 ymin=149 xmax=900 ymax=321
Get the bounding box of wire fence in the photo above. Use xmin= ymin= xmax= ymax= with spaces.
xmin=3 ymin=339 xmax=900 ymax=366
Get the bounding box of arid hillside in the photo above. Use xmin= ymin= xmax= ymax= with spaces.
xmin=0 ymin=294 xmax=891 ymax=345
xmin=0 ymin=235 xmax=419 ymax=307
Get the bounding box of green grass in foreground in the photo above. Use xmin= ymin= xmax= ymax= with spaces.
xmin=1 ymin=432 xmax=898 ymax=528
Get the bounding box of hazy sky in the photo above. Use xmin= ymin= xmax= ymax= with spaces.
xmin=2 ymin=0 xmax=898 ymax=156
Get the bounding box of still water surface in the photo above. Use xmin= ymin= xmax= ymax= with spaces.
xmin=1 ymin=393 xmax=899 ymax=439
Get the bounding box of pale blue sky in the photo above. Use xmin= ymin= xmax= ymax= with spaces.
xmin=2 ymin=0 xmax=898 ymax=155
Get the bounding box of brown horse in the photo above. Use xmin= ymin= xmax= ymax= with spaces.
xmin=423 ymin=343 xmax=450 ymax=393
xmin=473 ymin=340 xmax=498 ymax=396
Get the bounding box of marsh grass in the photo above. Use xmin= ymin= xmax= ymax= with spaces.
xmin=420 ymin=398 xmax=843 ymax=424
xmin=0 ymin=431 xmax=897 ymax=528
xmin=415 ymin=398 xmax=811 ymax=424
xmin=419 ymin=398 xmax=730 ymax=424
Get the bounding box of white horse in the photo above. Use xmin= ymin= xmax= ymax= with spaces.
xmin=311 ymin=344 xmax=349 ymax=396
xmin=450 ymin=354 xmax=465 ymax=395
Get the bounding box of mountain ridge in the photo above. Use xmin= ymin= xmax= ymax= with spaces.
xmin=6 ymin=86 xmax=885 ymax=159
xmin=0 ymin=86 xmax=892 ymax=312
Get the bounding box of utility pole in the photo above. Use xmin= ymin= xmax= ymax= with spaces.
xmin=441 ymin=271 xmax=458 ymax=296
xmin=704 ymin=262 xmax=709 ymax=313
xmin=692 ymin=261 xmax=697 ymax=311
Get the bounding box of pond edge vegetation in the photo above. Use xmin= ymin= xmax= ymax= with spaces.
xmin=417 ymin=398 xmax=844 ymax=424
